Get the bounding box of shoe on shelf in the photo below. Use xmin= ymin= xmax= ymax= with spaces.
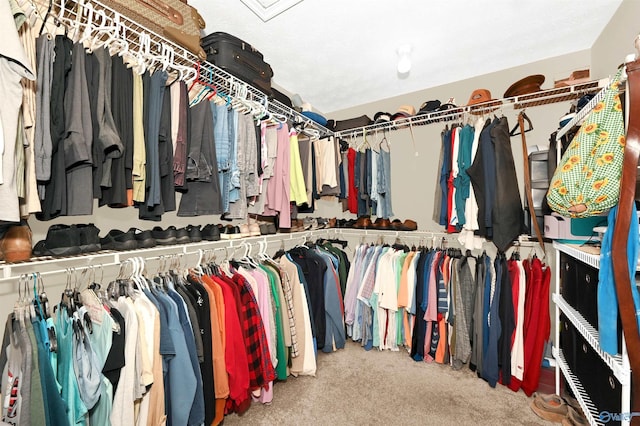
xmin=392 ymin=219 xmax=418 ymax=231
xmin=248 ymin=222 xmax=261 ymax=237
xmin=187 ymin=225 xmax=202 ymax=243
xmin=202 ymin=224 xmax=221 ymax=241
xmin=0 ymin=224 xmax=33 ymax=262
xmin=220 ymin=225 xmax=241 ymax=240
xmin=353 ymin=216 xmax=372 ymax=229
xmin=100 ymin=229 xmax=138 ymax=251
xmin=328 ymin=218 xmax=337 ymax=228
xmin=129 ymin=228 xmax=157 ymax=249
xmin=152 ymin=226 xmax=177 ymax=245
xmin=371 ymin=217 xmax=392 ymax=230
xmin=529 ymin=393 xmax=568 ymax=423
xmin=33 ymin=224 xmax=82 ymax=257
xmin=239 ymin=224 xmax=250 ymax=238
xmin=175 ymin=227 xmax=191 ymax=244
xmin=77 ymin=224 xmax=101 ymax=253
xmin=303 ymin=217 xmax=318 ymax=231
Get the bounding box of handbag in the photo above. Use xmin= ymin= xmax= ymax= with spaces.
xmin=97 ymin=0 xmax=207 ymax=60
xmin=546 ymin=68 xmax=626 ymax=218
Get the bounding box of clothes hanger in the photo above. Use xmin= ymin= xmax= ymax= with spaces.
xmin=509 ymin=111 xmax=533 ymax=136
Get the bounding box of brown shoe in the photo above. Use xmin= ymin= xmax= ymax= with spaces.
xmin=0 ymin=224 xmax=32 ymax=262
xmin=353 ymin=216 xmax=372 ymax=229
xmin=402 ymin=219 xmax=418 ymax=231
xmin=372 ymin=218 xmax=392 ymax=230
xmin=328 ymin=218 xmax=337 ymax=228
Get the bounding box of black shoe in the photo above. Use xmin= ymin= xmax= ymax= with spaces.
xmin=175 ymin=227 xmax=191 ymax=244
xmin=129 ymin=228 xmax=156 ymax=249
xmin=201 ymin=224 xmax=221 ymax=241
xmin=100 ymin=229 xmax=138 ymax=251
xmin=220 ymin=225 xmax=241 ymax=240
xmin=187 ymin=225 xmax=202 ymax=243
xmin=77 ymin=224 xmax=101 ymax=253
xmin=33 ymin=224 xmax=82 ymax=257
xmin=152 ymin=226 xmax=177 ymax=245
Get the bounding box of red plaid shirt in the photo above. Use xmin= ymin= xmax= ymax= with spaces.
xmin=232 ymin=273 xmax=277 ymax=390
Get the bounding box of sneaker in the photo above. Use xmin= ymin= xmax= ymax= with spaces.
xmin=202 ymin=224 xmax=221 ymax=241
xmin=220 ymin=225 xmax=241 ymax=240
xmin=77 ymin=224 xmax=101 ymax=253
xmin=33 ymin=224 xmax=82 ymax=257
xmin=100 ymin=229 xmax=138 ymax=251
xmin=129 ymin=228 xmax=156 ymax=249
xmin=239 ymin=224 xmax=250 ymax=238
xmin=152 ymin=226 xmax=177 ymax=245
xmin=187 ymin=225 xmax=202 ymax=243
xmin=248 ymin=223 xmax=261 ymax=237
xmin=175 ymin=227 xmax=191 ymax=244
xmin=0 ymin=224 xmax=32 ymax=262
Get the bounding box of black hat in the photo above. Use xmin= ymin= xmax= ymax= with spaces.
xmin=418 ymin=100 xmax=442 ymax=115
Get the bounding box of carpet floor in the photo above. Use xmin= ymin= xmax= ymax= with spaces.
xmin=224 ymin=341 xmax=551 ymax=425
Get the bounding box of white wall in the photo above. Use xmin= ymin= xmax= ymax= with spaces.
xmin=591 ymin=0 xmax=640 ymax=80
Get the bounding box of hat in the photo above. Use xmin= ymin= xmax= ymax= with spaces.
xmin=373 ymin=111 xmax=393 ymax=123
xmin=301 ymin=111 xmax=328 ymax=127
xmin=391 ymin=105 xmax=416 ymax=120
xmin=417 ymin=100 xmax=441 ymax=115
xmin=503 ymin=74 xmax=545 ymax=98
xmin=554 ymin=69 xmax=590 ymax=88
xmin=467 ymin=89 xmax=495 ymax=106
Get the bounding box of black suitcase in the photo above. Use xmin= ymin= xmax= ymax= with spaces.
xmin=201 ymin=32 xmax=273 ymax=95
xmin=270 ymin=88 xmax=292 ymax=108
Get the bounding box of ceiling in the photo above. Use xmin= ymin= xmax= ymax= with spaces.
xmin=191 ymin=0 xmax=623 ymax=114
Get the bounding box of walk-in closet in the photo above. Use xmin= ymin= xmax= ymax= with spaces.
xmin=1 ymin=1 xmax=639 ymax=425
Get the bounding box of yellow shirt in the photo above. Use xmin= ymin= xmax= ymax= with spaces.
xmin=132 ymin=73 xmax=146 ymax=202
xmin=289 ymin=131 xmax=308 ymax=206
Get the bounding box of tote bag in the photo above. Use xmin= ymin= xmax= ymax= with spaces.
xmin=546 ymin=69 xmax=625 ymax=218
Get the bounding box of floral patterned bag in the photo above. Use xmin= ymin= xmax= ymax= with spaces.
xmin=546 ymin=69 xmax=626 ymax=218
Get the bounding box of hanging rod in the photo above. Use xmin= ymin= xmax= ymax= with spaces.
xmin=335 ymin=79 xmax=606 ymax=139
xmin=30 ymin=0 xmax=333 ymax=137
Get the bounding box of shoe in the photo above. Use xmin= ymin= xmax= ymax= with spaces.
xmin=0 ymin=224 xmax=32 ymax=262
xmin=353 ymin=216 xmax=372 ymax=229
xmin=402 ymin=219 xmax=418 ymax=231
xmin=303 ymin=217 xmax=318 ymax=231
xmin=392 ymin=219 xmax=418 ymax=231
xmin=33 ymin=224 xmax=81 ymax=257
xmin=220 ymin=225 xmax=241 ymax=240
xmin=316 ymin=217 xmax=329 ymax=229
xmin=129 ymin=228 xmax=156 ymax=249
xmin=152 ymin=226 xmax=177 ymax=245
xmin=562 ymin=406 xmax=588 ymax=426
xmin=239 ymin=224 xmax=250 ymax=238
xmin=175 ymin=227 xmax=191 ymax=244
xmin=530 ymin=393 xmax=568 ymax=423
xmin=77 ymin=224 xmax=101 ymax=253
xmin=187 ymin=225 xmax=202 ymax=243
xmin=202 ymin=224 xmax=221 ymax=241
xmin=248 ymin=223 xmax=261 ymax=237
xmin=100 ymin=229 xmax=138 ymax=251
xmin=372 ymin=218 xmax=392 ymax=230
xmin=328 ymin=218 xmax=337 ymax=228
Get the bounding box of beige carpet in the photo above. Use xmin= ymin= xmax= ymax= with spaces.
xmin=224 ymin=341 xmax=551 ymax=425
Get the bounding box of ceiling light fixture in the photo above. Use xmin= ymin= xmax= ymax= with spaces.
xmin=397 ymin=44 xmax=412 ymax=74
